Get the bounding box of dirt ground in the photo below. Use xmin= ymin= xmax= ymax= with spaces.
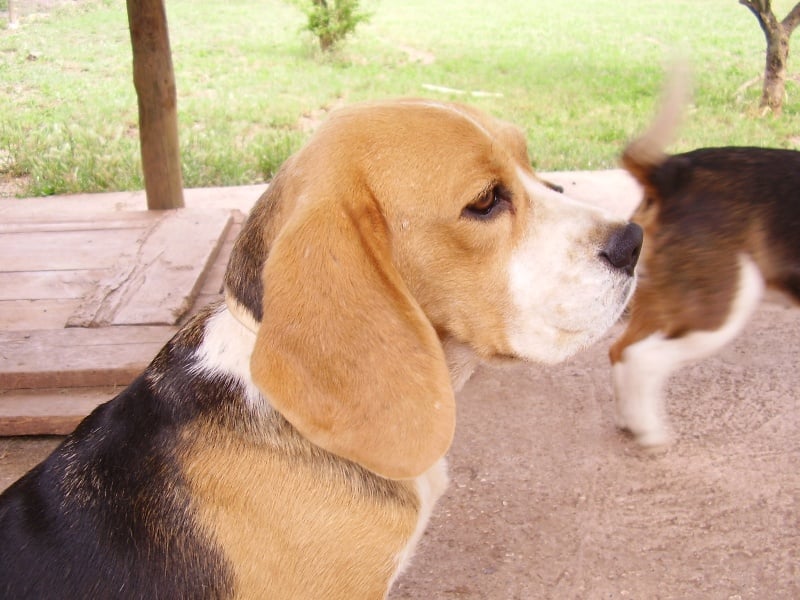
xmin=2 ymin=295 xmax=797 ymax=599
xmin=390 ymin=300 xmax=800 ymax=599
xmin=1 ymin=172 xmax=798 ymax=598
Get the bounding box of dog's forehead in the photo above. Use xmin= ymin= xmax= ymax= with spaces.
xmin=390 ymin=99 xmax=497 ymax=137
xmin=316 ymin=100 xmax=530 ymax=205
xmin=322 ymin=99 xmax=528 ymax=159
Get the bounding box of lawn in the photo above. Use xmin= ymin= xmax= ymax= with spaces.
xmin=1 ymin=0 xmax=798 ymax=196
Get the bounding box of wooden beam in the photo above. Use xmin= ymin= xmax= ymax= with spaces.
xmin=0 ymin=326 xmax=175 ymax=390
xmin=0 ymin=388 xmax=118 ymax=436
xmin=126 ymin=0 xmax=185 ymax=210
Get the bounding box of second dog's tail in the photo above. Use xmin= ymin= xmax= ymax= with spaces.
xmin=621 ymin=62 xmax=691 ymax=182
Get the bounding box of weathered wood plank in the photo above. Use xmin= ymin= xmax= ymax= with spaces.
xmin=0 ymin=269 xmax=107 ymax=301
xmin=0 ymin=212 xmax=160 ymax=234
xmin=0 ymin=299 xmax=83 ymax=331
xmin=63 ymin=209 xmax=231 ymax=327
xmin=0 ymin=326 xmax=175 ymax=390
xmin=0 ymin=387 xmax=119 ymax=436
xmin=0 ymin=228 xmax=146 ymax=272
xmin=88 ymin=208 xmax=232 ymax=326
xmin=0 ymin=186 xmax=262 ymax=221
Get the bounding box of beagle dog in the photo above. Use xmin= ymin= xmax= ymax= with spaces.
xmin=609 ymin=73 xmax=800 ymax=447
xmin=0 ymin=98 xmax=642 ymax=599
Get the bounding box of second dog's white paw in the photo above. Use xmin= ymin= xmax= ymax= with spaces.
xmin=615 ymin=410 xmax=673 ymax=448
xmin=634 ymin=427 xmax=673 ymax=448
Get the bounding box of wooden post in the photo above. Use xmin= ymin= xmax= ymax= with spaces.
xmin=126 ymin=0 xmax=184 ymax=209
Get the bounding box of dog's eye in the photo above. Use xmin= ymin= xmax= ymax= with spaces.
xmin=463 ymin=184 xmax=510 ymax=220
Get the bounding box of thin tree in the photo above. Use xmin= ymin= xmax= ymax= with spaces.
xmin=740 ymin=0 xmax=800 ymax=115
xmin=8 ymin=0 xmax=19 ymax=29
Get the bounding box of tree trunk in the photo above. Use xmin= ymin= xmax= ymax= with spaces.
xmin=740 ymin=1 xmax=800 ymax=116
xmin=126 ymin=0 xmax=185 ymax=209
xmin=763 ymin=20 xmax=790 ymax=113
xmin=8 ymin=0 xmax=19 ymax=29
xmin=311 ymin=0 xmax=335 ymax=51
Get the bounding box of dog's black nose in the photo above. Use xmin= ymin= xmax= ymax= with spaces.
xmin=600 ymin=222 xmax=643 ymax=276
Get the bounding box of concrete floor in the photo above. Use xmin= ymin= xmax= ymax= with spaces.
xmin=2 ymin=173 xmax=798 ymax=598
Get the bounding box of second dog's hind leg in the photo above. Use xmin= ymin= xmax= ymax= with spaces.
xmin=612 ymin=255 xmax=765 ymax=447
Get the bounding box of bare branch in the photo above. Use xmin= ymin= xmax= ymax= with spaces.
xmin=740 ymin=0 xmax=782 ymax=38
xmin=739 ymin=0 xmax=770 ymax=14
xmin=782 ymin=3 xmax=800 ymax=34
xmin=740 ymin=0 xmax=768 ymax=34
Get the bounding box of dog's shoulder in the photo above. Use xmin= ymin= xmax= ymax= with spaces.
xmin=0 ymin=304 xmax=237 ymax=599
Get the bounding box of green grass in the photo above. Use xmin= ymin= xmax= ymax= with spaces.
xmin=1 ymin=0 xmax=799 ymax=196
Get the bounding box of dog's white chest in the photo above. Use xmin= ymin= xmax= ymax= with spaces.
xmin=391 ymin=458 xmax=449 ymax=584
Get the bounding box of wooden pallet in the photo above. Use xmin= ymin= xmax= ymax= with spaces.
xmin=0 ymin=205 xmax=238 ymax=435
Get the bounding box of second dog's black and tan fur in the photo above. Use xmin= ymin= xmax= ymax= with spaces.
xmin=610 ymin=72 xmax=800 ymax=446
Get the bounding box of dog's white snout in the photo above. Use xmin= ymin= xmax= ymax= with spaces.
xmin=506 ymin=176 xmax=643 ymax=364
xmin=599 ymin=222 xmax=643 ymax=276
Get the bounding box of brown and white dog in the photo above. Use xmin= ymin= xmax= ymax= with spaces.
xmin=0 ymin=99 xmax=641 ymax=599
xmin=609 ymin=74 xmax=800 ymax=447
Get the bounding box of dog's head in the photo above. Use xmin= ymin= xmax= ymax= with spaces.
xmin=224 ymin=99 xmax=641 ymax=479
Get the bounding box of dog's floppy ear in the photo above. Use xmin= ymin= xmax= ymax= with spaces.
xmin=250 ymin=190 xmax=455 ymax=480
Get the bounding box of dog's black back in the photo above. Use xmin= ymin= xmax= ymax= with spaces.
xmin=642 ymin=147 xmax=800 ymax=301
xmin=0 ymin=312 xmax=233 ymax=599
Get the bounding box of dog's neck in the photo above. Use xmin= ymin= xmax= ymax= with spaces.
xmin=440 ymin=336 xmax=481 ymax=392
